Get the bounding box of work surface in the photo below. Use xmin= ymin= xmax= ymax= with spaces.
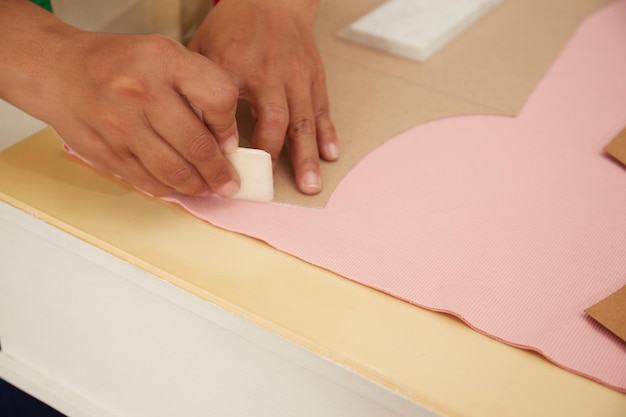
xmin=1 ymin=0 xmax=626 ymax=416
xmin=1 ymin=127 xmax=625 ymax=416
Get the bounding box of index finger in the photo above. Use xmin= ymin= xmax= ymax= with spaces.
xmin=171 ymin=50 xmax=240 ymax=154
xmin=249 ymin=86 xmax=290 ymax=167
xmin=285 ymin=87 xmax=322 ymax=195
xmin=147 ymin=89 xmax=240 ymax=197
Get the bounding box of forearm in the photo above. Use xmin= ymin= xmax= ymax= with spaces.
xmin=0 ymin=0 xmax=79 ymax=119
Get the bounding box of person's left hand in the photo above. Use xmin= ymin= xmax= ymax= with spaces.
xmin=188 ymin=0 xmax=339 ymax=195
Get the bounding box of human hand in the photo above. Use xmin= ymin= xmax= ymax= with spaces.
xmin=40 ymin=31 xmax=241 ymax=198
xmin=188 ymin=0 xmax=339 ymax=195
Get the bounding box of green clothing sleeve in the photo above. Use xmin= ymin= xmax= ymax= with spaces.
xmin=31 ymin=0 xmax=53 ymax=12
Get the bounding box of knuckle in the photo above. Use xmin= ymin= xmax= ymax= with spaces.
xmin=143 ymin=34 xmax=181 ymax=59
xmin=108 ymin=73 xmax=153 ymax=104
xmin=314 ymin=107 xmax=335 ymax=134
xmin=109 ymin=36 xmax=179 ymax=98
xmin=289 ymin=55 xmax=317 ymax=80
xmin=217 ymin=46 xmax=243 ymax=70
xmin=252 ymin=54 xmax=315 ymax=83
xmin=263 ymin=105 xmax=289 ymax=130
xmin=186 ymin=131 xmax=217 ymax=162
xmin=166 ymin=164 xmax=195 ymax=187
xmin=256 ymin=54 xmax=278 ymax=76
xmin=298 ymin=60 xmax=317 ymax=79
xmin=100 ymin=109 xmax=130 ymax=136
xmin=315 ymin=106 xmax=330 ymax=119
xmin=214 ymin=83 xmax=239 ymax=109
xmin=289 ymin=117 xmax=315 ymax=138
xmin=207 ymin=164 xmax=233 ymax=187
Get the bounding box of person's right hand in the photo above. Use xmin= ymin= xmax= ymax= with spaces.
xmin=38 ymin=31 xmax=241 ymax=198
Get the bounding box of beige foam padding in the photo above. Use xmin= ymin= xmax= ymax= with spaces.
xmin=267 ymin=0 xmax=611 ymax=207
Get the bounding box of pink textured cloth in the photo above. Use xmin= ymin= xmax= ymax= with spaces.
xmin=67 ymin=0 xmax=626 ymax=391
xmin=167 ymin=1 xmax=626 ymax=391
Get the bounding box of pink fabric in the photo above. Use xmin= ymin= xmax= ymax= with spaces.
xmin=170 ymin=1 xmax=626 ymax=391
xmin=68 ymin=1 xmax=626 ymax=391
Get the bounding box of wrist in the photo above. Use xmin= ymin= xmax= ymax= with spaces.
xmin=217 ymin=0 xmax=320 ymax=21
xmin=274 ymin=0 xmax=320 ymax=25
xmin=0 ymin=1 xmax=81 ymax=118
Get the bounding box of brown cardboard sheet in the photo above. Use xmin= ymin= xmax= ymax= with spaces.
xmin=605 ymin=127 xmax=626 ymax=167
xmin=587 ymin=285 xmax=626 ymax=343
xmin=271 ymin=0 xmax=610 ymax=206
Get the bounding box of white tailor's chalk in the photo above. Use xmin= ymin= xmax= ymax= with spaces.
xmin=338 ymin=0 xmax=501 ymax=62
xmin=226 ymin=147 xmax=274 ymax=203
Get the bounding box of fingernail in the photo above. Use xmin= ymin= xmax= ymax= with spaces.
xmin=200 ymin=190 xmax=213 ymax=197
xmin=222 ymin=134 xmax=238 ymax=154
xmin=302 ymin=171 xmax=321 ymax=193
xmin=325 ymin=142 xmax=339 ymax=160
xmin=219 ymin=180 xmax=239 ymax=197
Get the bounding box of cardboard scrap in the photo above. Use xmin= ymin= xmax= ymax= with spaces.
xmin=604 ymin=127 xmax=626 ymax=167
xmin=586 ymin=285 xmax=626 ymax=343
